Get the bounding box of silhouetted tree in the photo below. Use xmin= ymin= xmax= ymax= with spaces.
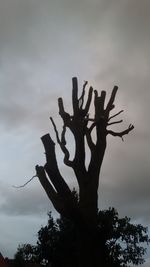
xmin=14 ymin=244 xmax=37 ymax=263
xmin=35 ymin=77 xmax=134 ymax=266
xmin=13 ymin=251 xmax=26 ymax=267
xmin=15 ymin=208 xmax=149 ymax=267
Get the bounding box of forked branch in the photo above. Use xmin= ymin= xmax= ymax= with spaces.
xmin=36 ymin=165 xmax=69 ymax=216
xmin=107 ymin=124 xmax=134 ymax=140
xmin=41 ymin=134 xmax=72 ymax=197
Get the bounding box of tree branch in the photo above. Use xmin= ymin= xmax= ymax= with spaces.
xmin=58 ymin=97 xmax=65 ymax=115
xmin=50 ymin=117 xmax=74 ymax=167
xmin=12 ymin=175 xmax=37 ymax=188
xmin=84 ymin=86 xmax=93 ymax=115
xmin=85 ymin=89 xmax=107 ymax=177
xmin=108 ymin=110 xmax=124 ymax=121
xmin=61 ymin=125 xmax=74 ymax=166
xmin=105 ymin=86 xmax=118 ymax=114
xmin=36 ymin=165 xmax=67 ymax=215
xmin=41 ymin=134 xmax=72 ymax=197
xmin=86 ymin=128 xmax=95 ymax=151
xmin=50 ymin=117 xmax=60 ymax=144
xmin=99 ymin=91 xmax=106 ymax=115
xmin=94 ymin=90 xmax=106 ymax=121
xmin=78 ymin=80 xmax=88 ymax=109
xmin=107 ymin=124 xmax=134 ymax=140
xmin=72 ymin=77 xmax=79 ymax=116
xmin=107 ymin=120 xmax=123 ymax=126
xmin=58 ymin=97 xmax=71 ymax=127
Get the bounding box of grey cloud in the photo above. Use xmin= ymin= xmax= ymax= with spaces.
xmin=0 ymin=0 xmax=149 ymax=263
xmin=92 ymin=0 xmax=150 ymax=229
xmin=98 ymin=132 xmax=150 ymax=223
xmin=0 ymin=59 xmax=60 ymax=130
xmin=142 ymin=258 xmax=150 ymax=267
xmin=0 ymin=213 xmax=48 ymax=258
xmin=0 ymin=181 xmax=53 ymax=216
xmin=0 ymin=0 xmax=149 ymax=133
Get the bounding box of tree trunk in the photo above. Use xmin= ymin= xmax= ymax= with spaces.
xmin=77 ymin=226 xmax=105 ymax=267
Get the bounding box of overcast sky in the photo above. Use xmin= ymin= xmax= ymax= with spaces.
xmin=0 ymin=0 xmax=150 ymax=265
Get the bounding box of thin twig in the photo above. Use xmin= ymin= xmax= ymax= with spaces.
xmin=12 ymin=175 xmax=37 ymax=188
xmin=107 ymin=120 xmax=123 ymax=126
xmin=50 ymin=117 xmax=61 ymax=144
xmin=78 ymin=80 xmax=88 ymax=109
xmin=108 ymin=110 xmax=124 ymax=121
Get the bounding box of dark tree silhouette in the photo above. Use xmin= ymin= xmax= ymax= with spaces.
xmin=35 ymin=77 xmax=134 ymax=266
xmin=15 ymin=208 xmax=149 ymax=267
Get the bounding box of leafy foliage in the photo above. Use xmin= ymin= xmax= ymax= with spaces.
xmin=15 ymin=208 xmax=149 ymax=267
xmin=98 ymin=208 xmax=149 ymax=266
xmin=14 ymin=243 xmax=37 ymax=265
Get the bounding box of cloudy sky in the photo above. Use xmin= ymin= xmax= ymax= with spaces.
xmin=0 ymin=0 xmax=150 ymax=265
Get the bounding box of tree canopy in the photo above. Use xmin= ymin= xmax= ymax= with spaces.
xmin=15 ymin=207 xmax=149 ymax=267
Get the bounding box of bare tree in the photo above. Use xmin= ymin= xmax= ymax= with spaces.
xmin=35 ymin=77 xmax=134 ymax=267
